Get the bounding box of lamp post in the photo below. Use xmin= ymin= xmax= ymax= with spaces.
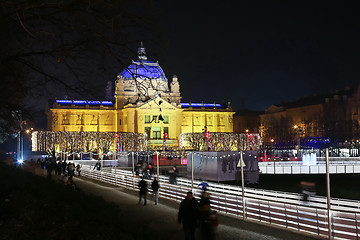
xmin=17 ymin=118 xmax=25 ymax=162
xmin=294 ymin=125 xmax=301 ymax=160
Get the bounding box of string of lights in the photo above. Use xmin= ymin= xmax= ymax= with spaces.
xmin=179 ymin=132 xmax=261 ymax=151
xmin=32 ymin=131 xmax=147 ymax=153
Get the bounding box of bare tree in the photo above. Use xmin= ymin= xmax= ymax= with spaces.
xmin=0 ymin=0 xmax=160 ymax=142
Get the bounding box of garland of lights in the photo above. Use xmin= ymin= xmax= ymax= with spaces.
xmin=179 ymin=132 xmax=261 ymax=151
xmin=32 ymin=131 xmax=147 ymax=154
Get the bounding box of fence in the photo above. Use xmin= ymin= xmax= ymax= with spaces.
xmin=81 ymin=165 xmax=360 ymax=240
xmin=259 ymin=161 xmax=360 ymax=174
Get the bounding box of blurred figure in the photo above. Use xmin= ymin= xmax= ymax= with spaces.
xmin=178 ymin=191 xmax=198 ymax=240
xmin=135 ymin=162 xmax=142 ymax=177
xmin=148 ymin=163 xmax=154 ymax=175
xmin=76 ymin=164 xmax=81 ymax=176
xmin=138 ymin=178 xmax=148 ymax=206
xmin=63 ymin=174 xmax=69 ymax=185
xmin=169 ymin=165 xmax=178 ymax=184
xmin=198 ymin=180 xmax=209 ymax=192
xmin=144 ymin=169 xmax=151 ymax=179
xmin=198 ymin=192 xmax=216 ymax=240
xmin=67 ymin=162 xmax=74 ymax=182
xmin=62 ymin=160 xmax=67 ymax=175
xmin=151 ymin=177 xmax=160 ymax=205
xmin=300 ymin=181 xmax=316 ymax=201
xmin=57 ymin=160 xmax=62 ymax=175
xmin=93 ymin=160 xmax=101 ymax=171
xmin=45 ymin=159 xmax=54 ymax=178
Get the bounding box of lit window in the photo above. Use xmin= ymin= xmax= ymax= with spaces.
xmin=163 ymin=115 xmax=169 ymax=124
xmin=164 ymin=127 xmax=169 ymax=135
xmin=145 ymin=115 xmax=150 ymax=123
xmin=152 ymin=127 xmax=161 ymax=139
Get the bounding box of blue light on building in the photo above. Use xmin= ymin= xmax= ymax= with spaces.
xmin=180 ymin=103 xmax=223 ymax=109
xmin=101 ymin=101 xmax=114 ymax=106
xmin=56 ymin=100 xmax=72 ymax=105
xmin=55 ymin=100 xmax=113 ymax=107
xmin=73 ymin=100 xmax=87 ymax=105
xmin=121 ymin=60 xmax=168 ymax=81
xmin=88 ymin=101 xmax=101 ymax=105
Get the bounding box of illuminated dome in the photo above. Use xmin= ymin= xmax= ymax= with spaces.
xmin=120 ymin=43 xmax=168 ymax=82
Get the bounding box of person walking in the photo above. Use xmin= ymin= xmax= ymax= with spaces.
xmin=76 ymin=164 xmax=81 ymax=176
xmin=169 ymin=165 xmax=179 ymax=184
xmin=138 ymin=178 xmax=148 ymax=206
xmin=198 ymin=192 xmax=215 ymax=240
xmin=178 ymin=191 xmax=198 ymax=240
xmin=94 ymin=160 xmax=101 ymax=171
xmin=67 ymin=162 xmax=75 ymax=182
xmin=151 ymin=177 xmax=160 ymax=205
xmin=57 ymin=160 xmax=62 ymax=175
xmin=61 ymin=160 xmax=67 ymax=175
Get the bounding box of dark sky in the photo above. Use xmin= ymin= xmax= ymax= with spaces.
xmin=144 ymin=1 xmax=360 ymax=111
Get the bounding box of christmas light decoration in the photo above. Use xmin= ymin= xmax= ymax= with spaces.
xmin=32 ymin=131 xmax=147 ymax=154
xmin=179 ymin=132 xmax=261 ymax=151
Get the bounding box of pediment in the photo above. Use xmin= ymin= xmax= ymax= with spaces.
xmin=138 ymin=97 xmax=180 ymax=110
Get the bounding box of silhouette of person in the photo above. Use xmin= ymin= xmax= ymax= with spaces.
xmin=178 ymin=191 xmax=198 ymax=240
xmin=138 ymin=178 xmax=148 ymax=206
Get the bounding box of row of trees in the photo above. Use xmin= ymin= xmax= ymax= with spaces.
xmin=32 ymin=131 xmax=147 ymax=154
xmin=179 ymin=132 xmax=261 ymax=151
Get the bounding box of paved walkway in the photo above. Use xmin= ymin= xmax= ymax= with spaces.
xmin=26 ymin=164 xmax=320 ymax=240
xmin=71 ymin=176 xmax=320 ymax=240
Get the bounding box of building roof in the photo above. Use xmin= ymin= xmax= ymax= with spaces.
xmin=234 ymin=108 xmax=264 ymax=116
xmin=120 ymin=60 xmax=168 ymax=81
xmin=120 ymin=43 xmax=167 ymax=82
xmin=275 ymin=87 xmax=355 ymax=109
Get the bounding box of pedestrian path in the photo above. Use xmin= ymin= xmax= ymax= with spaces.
xmin=73 ymin=176 xmax=320 ymax=240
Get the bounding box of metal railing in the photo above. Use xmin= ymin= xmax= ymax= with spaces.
xmin=259 ymin=161 xmax=360 ymax=174
xmin=81 ymin=165 xmax=360 ymax=240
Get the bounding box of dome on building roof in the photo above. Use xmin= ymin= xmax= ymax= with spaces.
xmin=120 ymin=43 xmax=168 ymax=82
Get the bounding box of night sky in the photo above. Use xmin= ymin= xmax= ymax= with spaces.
xmin=10 ymin=0 xmax=360 ymax=127
xmin=145 ymin=1 xmax=360 ymax=111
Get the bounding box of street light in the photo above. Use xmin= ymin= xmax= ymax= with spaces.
xmin=293 ymin=125 xmax=301 ymax=160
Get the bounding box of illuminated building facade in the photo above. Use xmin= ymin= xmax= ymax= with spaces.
xmin=47 ymin=44 xmax=234 ymax=149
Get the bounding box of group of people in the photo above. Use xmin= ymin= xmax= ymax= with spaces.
xmin=138 ymin=177 xmax=160 ymax=206
xmin=135 ymin=161 xmax=155 ymax=179
xmin=37 ymin=157 xmax=81 ymax=190
xmin=38 ymin=158 xmax=82 ymax=178
xmin=138 ymin=171 xmax=215 ymax=240
xmin=178 ymin=191 xmax=218 ymax=240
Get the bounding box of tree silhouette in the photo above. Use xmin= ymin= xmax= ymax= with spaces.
xmin=0 ymin=0 xmax=159 ymax=142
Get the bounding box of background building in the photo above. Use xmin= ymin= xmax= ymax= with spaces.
xmin=257 ymin=87 xmax=356 ymax=148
